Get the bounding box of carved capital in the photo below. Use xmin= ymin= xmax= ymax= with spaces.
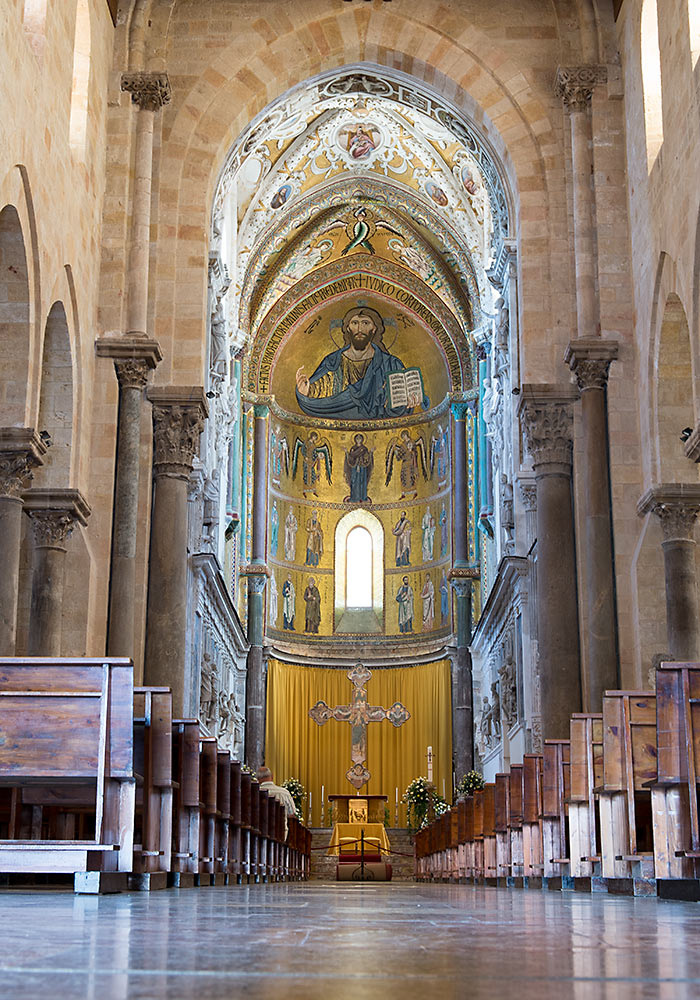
xmin=0 ymin=429 xmax=48 ymax=499
xmin=23 ymin=489 xmax=91 ymax=549
xmin=565 ymin=339 xmax=619 ymax=392
xmin=518 ymin=478 xmax=538 ymax=513
xmin=638 ymin=484 xmax=700 ymax=542
xmin=115 ymin=359 xmax=151 ymax=390
xmin=121 ymin=72 xmax=171 ymax=112
xmin=554 ymin=65 xmax=606 ymax=112
xmin=518 ymin=386 xmax=577 ymax=469
xmin=147 ymin=387 xmax=208 ymax=480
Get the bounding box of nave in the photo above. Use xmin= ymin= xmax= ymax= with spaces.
xmin=2 ymin=882 xmax=699 ymax=1000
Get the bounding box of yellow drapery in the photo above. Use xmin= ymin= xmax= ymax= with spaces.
xmin=265 ymin=658 xmax=452 ymax=827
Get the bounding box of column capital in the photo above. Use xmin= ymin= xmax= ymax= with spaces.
xmin=518 ymin=384 xmax=578 ymax=470
xmin=96 ymin=336 xmax=163 ymax=387
xmin=147 ymin=387 xmax=208 ymax=480
xmin=121 ymin=72 xmax=171 ymax=112
xmin=0 ymin=428 xmax=48 ymax=499
xmin=449 ymin=393 xmax=477 ymax=421
xmin=23 ymin=489 xmax=91 ymax=549
xmin=638 ymin=484 xmax=700 ymax=542
xmin=554 ymin=65 xmax=607 ymax=112
xmin=516 ymin=473 xmax=538 ymax=513
xmin=564 ymin=338 xmax=619 ymax=391
xmin=241 ymin=564 xmax=269 ymax=594
xmin=448 ymin=566 xmax=479 ymax=597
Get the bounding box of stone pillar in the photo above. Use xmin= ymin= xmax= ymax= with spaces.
xmin=451 ymin=398 xmax=470 ymax=567
xmin=244 ymin=401 xmax=269 ymax=769
xmin=96 ymin=341 xmax=161 ymax=657
xmin=565 ymin=342 xmax=620 ymax=709
xmin=23 ymin=489 xmax=91 ymax=656
xmin=119 ymin=72 xmax=171 ymax=338
xmin=519 ymin=385 xmax=581 ymax=738
xmin=0 ymin=429 xmax=46 ymax=654
xmin=144 ymin=387 xmax=207 ymax=715
xmin=638 ymin=485 xmax=700 ymax=661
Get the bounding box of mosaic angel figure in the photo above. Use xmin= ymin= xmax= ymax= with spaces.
xmin=385 ymin=429 xmax=428 ymax=500
xmin=291 ymin=431 xmax=332 ymax=497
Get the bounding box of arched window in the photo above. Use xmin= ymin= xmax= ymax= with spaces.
xmin=334 ymin=509 xmax=383 ymax=633
xmin=641 ymin=0 xmax=663 ymax=170
xmin=22 ymin=0 xmax=48 ymax=59
xmin=689 ymin=0 xmax=700 ymax=68
xmin=69 ymin=0 xmax=91 ymax=156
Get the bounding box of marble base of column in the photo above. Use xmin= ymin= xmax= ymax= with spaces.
xmin=0 ymin=429 xmax=46 ymax=654
xmin=144 ymin=387 xmax=207 ymax=717
xmin=23 ymin=490 xmax=91 ymax=657
xmin=638 ymin=485 xmax=700 ymax=662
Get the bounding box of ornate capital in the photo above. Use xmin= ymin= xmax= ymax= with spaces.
xmin=517 ymin=476 xmax=538 ymax=513
xmin=554 ymin=65 xmax=606 ymax=112
xmin=121 ymin=72 xmax=171 ymax=112
xmin=0 ymin=428 xmax=48 ymax=500
xmin=23 ymin=489 xmax=91 ymax=550
xmin=241 ymin=564 xmax=269 ymax=595
xmin=518 ymin=386 xmax=578 ymax=469
xmin=638 ymin=484 xmax=700 ymax=543
xmin=147 ymin=387 xmax=208 ymax=480
xmin=564 ymin=339 xmax=619 ymax=392
xmin=115 ymin=359 xmax=151 ymax=390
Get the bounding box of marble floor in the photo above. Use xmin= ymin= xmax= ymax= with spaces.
xmin=0 ymin=882 xmax=699 ymax=999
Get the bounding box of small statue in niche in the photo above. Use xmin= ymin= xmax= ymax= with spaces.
xmin=499 ymin=641 xmax=518 ymax=730
xmin=479 ymin=695 xmax=494 ymax=750
xmin=200 ymin=652 xmax=217 ymax=726
xmin=490 ymin=681 xmax=502 ymax=739
xmin=210 ymin=299 xmax=228 ymax=380
xmin=494 ymin=296 xmax=509 ymax=355
xmin=501 ymin=475 xmax=515 ymax=553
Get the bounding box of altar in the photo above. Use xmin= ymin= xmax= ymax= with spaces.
xmin=326 ymin=794 xmax=391 ymax=858
xmin=327 ymin=794 xmax=388 ymax=824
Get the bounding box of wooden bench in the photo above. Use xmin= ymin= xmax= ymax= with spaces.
xmin=522 ymin=754 xmax=543 ymax=885
xmin=228 ymin=760 xmax=243 ymax=882
xmin=482 ymin=784 xmax=497 ymax=883
xmin=472 ymin=787 xmax=484 ymax=881
xmin=508 ymin=763 xmax=524 ymax=882
xmin=131 ymin=687 xmax=173 ymax=890
xmin=597 ymin=690 xmax=656 ymax=893
xmin=494 ymin=773 xmax=511 ymax=885
xmin=542 ymin=739 xmax=570 ymax=885
xmin=198 ymin=738 xmax=218 ymax=885
xmin=216 ymin=750 xmax=231 ymax=880
xmin=567 ymin=713 xmax=603 ymax=884
xmin=463 ymin=796 xmax=476 ymax=881
xmin=0 ymin=656 xmax=135 ymax=893
xmin=170 ymin=718 xmax=200 ymax=887
xmin=651 ymin=662 xmax=700 ymax=893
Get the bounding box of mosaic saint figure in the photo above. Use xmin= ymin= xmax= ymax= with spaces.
xmin=385 ymin=429 xmax=428 ymax=500
xmin=269 ymin=500 xmax=279 ymax=557
xmin=392 ymin=511 xmax=412 ymax=567
xmin=421 ymin=573 xmax=435 ymax=631
xmin=284 ymin=508 xmax=298 ymax=562
xmin=421 ymin=506 xmax=435 ymax=562
xmin=305 ymin=510 xmax=324 ymax=566
xmin=303 ymin=577 xmax=321 ymax=634
xmin=295 ymin=306 xmax=416 ymax=420
xmin=343 ymin=433 xmax=374 ymax=502
xmin=439 ymin=502 xmax=448 ymax=558
xmin=440 ymin=569 xmax=449 ymax=624
xmin=430 ymin=424 xmax=449 ymax=483
xmin=396 ymin=575 xmax=414 ymax=633
xmin=291 ymin=431 xmax=332 ymax=497
xmin=270 ymin=428 xmax=289 ymax=481
xmin=282 ymin=576 xmax=296 ymax=631
xmin=269 ymin=573 xmax=278 ymax=626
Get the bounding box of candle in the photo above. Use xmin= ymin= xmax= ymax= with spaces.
xmin=308 ymin=792 xmax=312 ymax=826
xmin=427 ymin=745 xmax=433 ymax=783
xmin=443 ymin=778 xmax=446 ymax=798
xmin=395 ymin=787 xmax=399 ymax=826
xmin=321 ymin=785 xmax=325 ymax=826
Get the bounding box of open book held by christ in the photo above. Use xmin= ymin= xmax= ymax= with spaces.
xmin=386 ymin=367 xmax=424 ymax=410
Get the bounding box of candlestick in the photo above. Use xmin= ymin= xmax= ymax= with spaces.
xmin=308 ymin=792 xmax=312 ymax=827
xmin=427 ymin=745 xmax=433 ymax=784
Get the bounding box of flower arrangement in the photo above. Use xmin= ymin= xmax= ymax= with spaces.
xmin=402 ymin=776 xmax=449 ymax=830
xmin=282 ymin=777 xmax=306 ymax=821
xmin=455 ymin=770 xmax=484 ymax=800
xmin=241 ymin=764 xmax=258 ymax=780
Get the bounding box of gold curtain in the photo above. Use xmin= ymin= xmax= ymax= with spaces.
xmin=265 ymin=658 xmax=452 ymax=827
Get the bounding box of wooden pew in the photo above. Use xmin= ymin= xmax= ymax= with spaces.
xmin=216 ymin=750 xmax=231 ymax=880
xmin=0 ymin=657 xmax=135 ymax=894
xmin=482 ymin=784 xmax=498 ymax=884
xmin=541 ymin=739 xmax=570 ymax=888
xmin=508 ymin=763 xmax=524 ymax=883
xmin=567 ymin=713 xmax=603 ymax=887
xmin=198 ymin=738 xmax=218 ymax=885
xmin=472 ymin=788 xmax=484 ymax=881
xmin=652 ymin=662 xmax=700 ymax=897
xmin=494 ymin=773 xmax=511 ymax=886
xmin=522 ymin=754 xmax=543 ymax=885
xmin=228 ymin=761 xmax=243 ymax=883
xmin=249 ymin=778 xmax=261 ymax=882
xmin=597 ymin=690 xmax=656 ymax=894
xmin=170 ymin=718 xmax=200 ymax=887
xmin=463 ymin=796 xmax=476 ymax=881
xmin=258 ymin=788 xmax=270 ymax=882
xmin=240 ymin=770 xmax=253 ymax=881
xmin=131 ymin=687 xmax=173 ymax=890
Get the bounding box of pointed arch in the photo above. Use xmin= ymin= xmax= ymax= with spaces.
xmin=641 ymin=0 xmax=663 ymax=171
xmin=0 ymin=205 xmax=31 ymax=425
xmin=334 ymin=508 xmax=384 ymax=633
xmin=69 ymin=0 xmax=92 ymax=156
xmin=34 ymin=302 xmax=74 ymax=487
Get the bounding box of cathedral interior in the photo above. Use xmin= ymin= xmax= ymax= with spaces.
xmin=1 ymin=0 xmax=700 ymax=996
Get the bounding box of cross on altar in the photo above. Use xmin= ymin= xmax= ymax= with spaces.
xmin=309 ymin=662 xmax=411 ymax=789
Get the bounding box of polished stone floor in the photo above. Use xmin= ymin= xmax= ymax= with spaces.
xmin=1 ymin=882 xmax=699 ymax=999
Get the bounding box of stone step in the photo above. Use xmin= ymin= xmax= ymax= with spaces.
xmin=309 ymin=828 xmax=415 ymax=881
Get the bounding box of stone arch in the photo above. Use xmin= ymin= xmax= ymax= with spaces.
xmin=0 ymin=204 xmax=31 ymax=425
xmin=34 ymin=301 xmax=74 ymax=488
xmin=69 ymin=0 xmax=92 ymax=156
xmin=144 ymin=5 xmax=560 ymax=384
xmin=334 ymin=508 xmax=384 ymax=633
xmin=640 ymin=0 xmax=663 ymax=171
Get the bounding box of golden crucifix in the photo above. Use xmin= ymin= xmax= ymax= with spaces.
xmin=309 ymin=662 xmax=411 ymax=789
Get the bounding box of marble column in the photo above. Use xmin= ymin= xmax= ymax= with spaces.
xmin=638 ymin=485 xmax=700 ymax=661
xmin=244 ymin=402 xmax=269 ymax=769
xmin=144 ymin=387 xmax=207 ymax=715
xmin=565 ymin=343 xmax=619 ymax=709
xmin=96 ymin=341 xmax=161 ymax=657
xmin=23 ymin=489 xmax=91 ymax=656
xmin=0 ymin=429 xmax=46 ymax=654
xmin=519 ymin=385 xmax=581 ymax=739
xmin=119 ymin=72 xmax=171 ymax=338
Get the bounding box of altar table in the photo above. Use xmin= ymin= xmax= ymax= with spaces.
xmin=327 ymin=822 xmax=391 ymax=857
